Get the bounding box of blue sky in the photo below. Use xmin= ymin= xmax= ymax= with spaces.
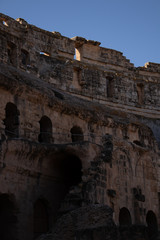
xmin=1 ymin=0 xmax=160 ymax=67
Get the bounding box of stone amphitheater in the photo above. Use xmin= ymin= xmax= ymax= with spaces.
xmin=0 ymin=13 xmax=160 ymax=240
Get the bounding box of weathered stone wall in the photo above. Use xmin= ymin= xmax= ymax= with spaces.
xmin=0 ymin=13 xmax=160 ymax=240
xmin=1 ymin=12 xmax=160 ymax=113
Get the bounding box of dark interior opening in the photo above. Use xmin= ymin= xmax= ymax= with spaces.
xmin=146 ymin=210 xmax=158 ymax=239
xmin=54 ymin=153 xmax=82 ymax=196
xmin=33 ymin=199 xmax=49 ymax=239
xmin=106 ymin=77 xmax=114 ymax=98
xmin=70 ymin=126 xmax=84 ymax=142
xmin=7 ymin=42 xmax=16 ymax=65
xmin=119 ymin=207 xmax=132 ymax=226
xmin=0 ymin=194 xmax=18 ymax=240
xmin=137 ymin=83 xmax=144 ymax=105
xmin=21 ymin=49 xmax=30 ymax=66
xmin=4 ymin=102 xmax=19 ymax=138
xmin=61 ymin=154 xmax=82 ymax=188
xmin=38 ymin=116 xmax=52 ymax=143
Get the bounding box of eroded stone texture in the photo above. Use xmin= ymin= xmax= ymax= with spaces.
xmin=0 ymin=13 xmax=160 ymax=240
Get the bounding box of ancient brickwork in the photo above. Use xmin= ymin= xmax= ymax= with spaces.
xmin=0 ymin=13 xmax=160 ymax=240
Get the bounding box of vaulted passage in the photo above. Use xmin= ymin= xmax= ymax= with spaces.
xmin=44 ymin=153 xmax=83 ymax=224
xmin=61 ymin=154 xmax=82 ymax=188
xmin=52 ymin=153 xmax=83 ymax=203
xmin=33 ymin=199 xmax=49 ymax=239
xmin=146 ymin=210 xmax=158 ymax=240
xmin=0 ymin=194 xmax=18 ymax=240
xmin=4 ymin=102 xmax=19 ymax=138
xmin=54 ymin=154 xmax=82 ymax=191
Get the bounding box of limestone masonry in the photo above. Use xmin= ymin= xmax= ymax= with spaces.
xmin=0 ymin=13 xmax=160 ymax=240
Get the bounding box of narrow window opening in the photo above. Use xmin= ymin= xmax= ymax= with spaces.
xmin=106 ymin=77 xmax=114 ymax=98
xmin=40 ymin=51 xmax=50 ymax=57
xmin=136 ymin=83 xmax=144 ymax=105
xmin=76 ymin=68 xmax=81 ymax=82
xmin=34 ymin=199 xmax=49 ymax=239
xmin=4 ymin=102 xmax=19 ymax=138
xmin=7 ymin=42 xmax=16 ymax=65
xmin=21 ymin=49 xmax=30 ymax=66
xmin=38 ymin=116 xmax=52 ymax=143
xmin=70 ymin=126 xmax=84 ymax=142
xmin=74 ymin=48 xmax=76 ymax=60
xmin=2 ymin=20 xmax=8 ymax=27
xmin=75 ymin=47 xmax=82 ymax=61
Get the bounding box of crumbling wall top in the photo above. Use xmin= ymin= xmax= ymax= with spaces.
xmin=0 ymin=13 xmax=75 ymax=59
xmin=144 ymin=62 xmax=160 ymax=72
xmin=0 ymin=13 xmax=159 ymax=71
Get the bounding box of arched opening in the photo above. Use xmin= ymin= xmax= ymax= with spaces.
xmin=46 ymin=153 xmax=83 ymax=219
xmin=70 ymin=126 xmax=84 ymax=142
xmin=0 ymin=194 xmax=18 ymax=240
xmin=61 ymin=154 xmax=82 ymax=189
xmin=53 ymin=153 xmax=82 ymax=199
xmin=119 ymin=207 xmax=132 ymax=226
xmin=33 ymin=199 xmax=49 ymax=239
xmin=4 ymin=102 xmax=19 ymax=138
xmin=146 ymin=210 xmax=158 ymax=239
xmin=38 ymin=116 xmax=52 ymax=143
xmin=75 ymin=46 xmax=83 ymax=61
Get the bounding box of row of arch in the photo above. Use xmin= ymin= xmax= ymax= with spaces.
xmin=35 ymin=206 xmax=159 ymax=239
xmin=119 ymin=207 xmax=158 ymax=239
xmin=3 ymin=102 xmax=84 ymax=143
xmin=0 ymin=194 xmax=50 ymax=239
xmin=2 ymin=196 xmax=157 ymax=240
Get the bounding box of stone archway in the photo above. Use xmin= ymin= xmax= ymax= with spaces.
xmin=38 ymin=116 xmax=52 ymax=143
xmin=0 ymin=194 xmax=18 ymax=240
xmin=146 ymin=210 xmax=158 ymax=239
xmin=119 ymin=207 xmax=132 ymax=226
xmin=119 ymin=207 xmax=132 ymax=240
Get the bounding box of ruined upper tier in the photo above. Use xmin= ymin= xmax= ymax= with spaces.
xmin=0 ymin=13 xmax=160 ymax=117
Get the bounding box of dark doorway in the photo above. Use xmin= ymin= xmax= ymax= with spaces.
xmin=4 ymin=102 xmax=19 ymax=138
xmin=0 ymin=194 xmax=18 ymax=240
xmin=33 ymin=199 xmax=49 ymax=239
xmin=146 ymin=210 xmax=158 ymax=239
xmin=119 ymin=207 xmax=132 ymax=226
xmin=38 ymin=116 xmax=52 ymax=143
xmin=70 ymin=126 xmax=84 ymax=142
